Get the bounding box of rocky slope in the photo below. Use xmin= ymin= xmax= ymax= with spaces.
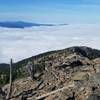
xmin=0 ymin=46 xmax=100 ymax=100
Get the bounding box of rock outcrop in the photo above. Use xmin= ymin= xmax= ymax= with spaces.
xmin=0 ymin=46 xmax=100 ymax=100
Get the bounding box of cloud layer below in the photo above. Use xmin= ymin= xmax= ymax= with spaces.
xmin=0 ymin=24 xmax=100 ymax=63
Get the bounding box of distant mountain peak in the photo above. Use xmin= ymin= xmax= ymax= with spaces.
xmin=0 ymin=21 xmax=55 ymax=28
xmin=0 ymin=21 xmax=68 ymax=28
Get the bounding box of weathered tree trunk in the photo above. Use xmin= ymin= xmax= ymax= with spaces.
xmin=7 ymin=59 xmax=13 ymax=100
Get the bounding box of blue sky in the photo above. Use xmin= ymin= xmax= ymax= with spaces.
xmin=0 ymin=0 xmax=100 ymax=23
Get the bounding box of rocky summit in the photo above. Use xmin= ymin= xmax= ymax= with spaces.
xmin=0 ymin=46 xmax=100 ymax=100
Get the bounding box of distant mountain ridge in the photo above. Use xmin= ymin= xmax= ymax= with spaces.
xmin=1 ymin=46 xmax=100 ymax=68
xmin=0 ymin=21 xmax=55 ymax=28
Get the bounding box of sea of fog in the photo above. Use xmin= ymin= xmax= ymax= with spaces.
xmin=0 ymin=24 xmax=100 ymax=63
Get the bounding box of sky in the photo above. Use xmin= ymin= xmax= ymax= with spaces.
xmin=0 ymin=0 xmax=100 ymax=23
xmin=0 ymin=0 xmax=100 ymax=63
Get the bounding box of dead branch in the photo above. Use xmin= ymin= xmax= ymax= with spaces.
xmin=36 ymin=84 xmax=75 ymax=100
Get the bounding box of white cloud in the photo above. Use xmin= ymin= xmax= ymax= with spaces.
xmin=0 ymin=24 xmax=100 ymax=63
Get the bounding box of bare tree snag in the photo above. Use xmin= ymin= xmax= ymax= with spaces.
xmin=7 ymin=59 xmax=13 ymax=100
xmin=36 ymin=84 xmax=75 ymax=100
